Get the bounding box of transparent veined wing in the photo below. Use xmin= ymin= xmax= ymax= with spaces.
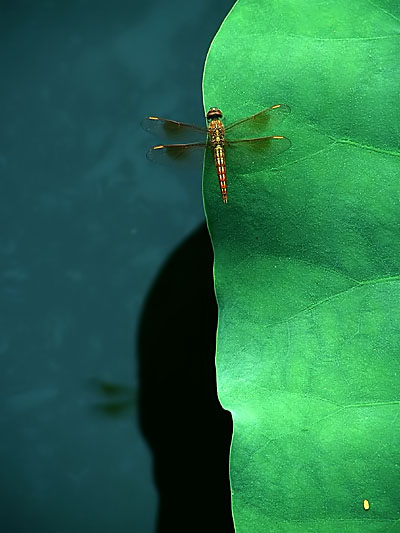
xmin=146 ymin=142 xmax=209 ymax=167
xmin=224 ymin=104 xmax=290 ymax=141
xmin=142 ymin=116 xmax=207 ymax=143
xmin=225 ymin=135 xmax=291 ymax=172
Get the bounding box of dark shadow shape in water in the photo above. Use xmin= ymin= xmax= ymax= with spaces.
xmin=138 ymin=223 xmax=234 ymax=532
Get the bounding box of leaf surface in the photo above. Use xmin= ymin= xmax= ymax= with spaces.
xmin=202 ymin=0 xmax=400 ymax=530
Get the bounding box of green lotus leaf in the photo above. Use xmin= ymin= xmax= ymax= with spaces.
xmin=202 ymin=0 xmax=400 ymax=530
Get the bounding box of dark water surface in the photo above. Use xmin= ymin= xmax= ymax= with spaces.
xmin=0 ymin=1 xmax=234 ymax=531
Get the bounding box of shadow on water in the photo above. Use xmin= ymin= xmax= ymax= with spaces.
xmin=138 ymin=223 xmax=234 ymax=532
xmin=88 ymin=378 xmax=137 ymax=417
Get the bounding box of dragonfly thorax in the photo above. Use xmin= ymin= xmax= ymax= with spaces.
xmin=208 ymin=120 xmax=225 ymax=147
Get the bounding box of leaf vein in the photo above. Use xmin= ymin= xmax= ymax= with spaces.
xmin=265 ymin=276 xmax=400 ymax=330
xmin=263 ymin=401 xmax=399 ymax=445
xmin=286 ymin=32 xmax=400 ymax=41
xmin=365 ymin=0 xmax=400 ymax=24
xmin=335 ymin=139 xmax=400 ymax=157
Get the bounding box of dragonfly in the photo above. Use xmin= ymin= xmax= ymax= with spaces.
xmin=142 ymin=104 xmax=291 ymax=204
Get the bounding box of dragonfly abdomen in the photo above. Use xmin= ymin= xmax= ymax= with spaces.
xmin=208 ymin=118 xmax=228 ymax=204
xmin=214 ymin=145 xmax=227 ymax=204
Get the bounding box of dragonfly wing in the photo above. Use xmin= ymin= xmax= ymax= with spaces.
xmin=146 ymin=142 xmax=208 ymax=167
xmin=226 ymin=136 xmax=291 ymax=172
xmin=142 ymin=116 xmax=207 ymax=143
xmin=225 ymin=104 xmax=290 ymax=140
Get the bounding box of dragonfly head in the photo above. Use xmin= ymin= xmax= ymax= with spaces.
xmin=206 ymin=107 xmax=223 ymax=121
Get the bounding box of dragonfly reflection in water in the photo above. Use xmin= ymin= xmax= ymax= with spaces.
xmin=142 ymin=104 xmax=291 ymax=203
